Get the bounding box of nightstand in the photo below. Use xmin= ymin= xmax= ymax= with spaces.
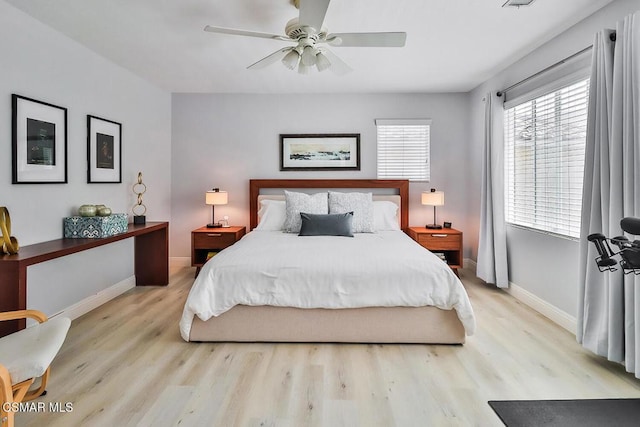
xmin=407 ymin=227 xmax=463 ymax=275
xmin=191 ymin=226 xmax=246 ymax=277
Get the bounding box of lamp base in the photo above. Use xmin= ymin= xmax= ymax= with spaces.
xmin=425 ymin=224 xmax=442 ymax=229
xmin=206 ymin=223 xmax=223 ymax=228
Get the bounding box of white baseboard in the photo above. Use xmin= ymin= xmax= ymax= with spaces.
xmin=504 ymin=282 xmax=577 ymax=335
xmin=464 ymin=258 xmax=477 ymax=272
xmin=55 ymin=276 xmax=136 ymax=321
xmin=171 ymin=257 xmax=191 ymax=268
xmin=462 ymin=258 xmax=576 ymax=335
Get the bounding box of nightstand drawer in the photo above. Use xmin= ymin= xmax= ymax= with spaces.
xmin=193 ymin=232 xmax=237 ymax=249
xmin=417 ymin=233 xmax=461 ymax=250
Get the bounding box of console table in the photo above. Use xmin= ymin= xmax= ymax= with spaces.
xmin=0 ymin=221 xmax=169 ymax=337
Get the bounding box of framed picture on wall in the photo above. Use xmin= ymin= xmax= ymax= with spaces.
xmin=87 ymin=115 xmax=122 ymax=183
xmin=280 ymin=133 xmax=361 ymax=171
xmin=11 ymin=94 xmax=68 ymax=184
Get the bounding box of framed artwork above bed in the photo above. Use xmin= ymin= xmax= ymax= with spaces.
xmin=280 ymin=133 xmax=360 ymax=171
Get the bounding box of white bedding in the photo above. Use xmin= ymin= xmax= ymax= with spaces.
xmin=180 ymin=230 xmax=476 ymax=341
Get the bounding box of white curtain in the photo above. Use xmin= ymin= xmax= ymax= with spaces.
xmin=477 ymin=93 xmax=509 ymax=288
xmin=578 ymin=11 xmax=640 ymax=377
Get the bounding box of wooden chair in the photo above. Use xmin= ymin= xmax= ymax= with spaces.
xmin=0 ymin=310 xmax=70 ymax=427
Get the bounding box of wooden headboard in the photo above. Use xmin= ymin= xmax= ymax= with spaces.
xmin=249 ymin=179 xmax=409 ymax=231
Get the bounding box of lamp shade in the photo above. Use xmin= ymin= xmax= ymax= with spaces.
xmin=205 ymin=190 xmax=228 ymax=205
xmin=421 ymin=190 xmax=444 ymax=206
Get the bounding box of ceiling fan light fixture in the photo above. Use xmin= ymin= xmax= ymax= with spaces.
xmin=281 ymin=49 xmax=300 ymax=70
xmin=301 ymin=46 xmax=318 ymax=66
xmin=298 ymin=62 xmax=312 ymax=74
xmin=315 ymin=51 xmax=331 ymax=72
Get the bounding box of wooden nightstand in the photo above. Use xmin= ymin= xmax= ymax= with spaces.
xmin=191 ymin=226 xmax=246 ymax=277
xmin=407 ymin=227 xmax=463 ymax=275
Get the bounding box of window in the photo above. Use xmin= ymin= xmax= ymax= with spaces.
xmin=504 ymin=78 xmax=589 ymax=238
xmin=376 ymin=119 xmax=431 ymax=181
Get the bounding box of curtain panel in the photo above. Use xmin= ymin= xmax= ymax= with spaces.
xmin=578 ymin=11 xmax=640 ymax=377
xmin=477 ymin=93 xmax=509 ymax=288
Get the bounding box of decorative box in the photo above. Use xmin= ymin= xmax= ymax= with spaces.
xmin=63 ymin=214 xmax=128 ymax=238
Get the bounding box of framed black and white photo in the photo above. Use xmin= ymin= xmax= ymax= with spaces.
xmin=280 ymin=134 xmax=360 ymax=171
xmin=12 ymin=94 xmax=68 ymax=184
xmin=87 ymin=115 xmax=122 ymax=183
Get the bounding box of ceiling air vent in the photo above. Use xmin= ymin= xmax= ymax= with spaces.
xmin=502 ymin=0 xmax=536 ymax=7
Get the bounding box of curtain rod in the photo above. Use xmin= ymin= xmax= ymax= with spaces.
xmin=496 ymin=32 xmax=616 ymax=97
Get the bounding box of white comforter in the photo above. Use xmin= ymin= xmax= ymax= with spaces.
xmin=180 ymin=230 xmax=476 ymax=341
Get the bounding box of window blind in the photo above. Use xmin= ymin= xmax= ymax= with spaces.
xmin=504 ymin=78 xmax=589 ymax=238
xmin=375 ymin=119 xmax=431 ymax=181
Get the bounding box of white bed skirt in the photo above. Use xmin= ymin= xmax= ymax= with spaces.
xmin=187 ymin=304 xmax=465 ymax=344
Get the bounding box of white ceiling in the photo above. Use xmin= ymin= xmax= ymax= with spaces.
xmin=6 ymin=0 xmax=615 ymax=94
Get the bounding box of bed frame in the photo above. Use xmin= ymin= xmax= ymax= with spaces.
xmin=188 ymin=179 xmax=465 ymax=344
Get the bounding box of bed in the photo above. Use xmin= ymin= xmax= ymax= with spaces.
xmin=179 ymin=179 xmax=475 ymax=344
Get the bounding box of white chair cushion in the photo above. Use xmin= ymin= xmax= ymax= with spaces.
xmin=0 ymin=316 xmax=71 ymax=385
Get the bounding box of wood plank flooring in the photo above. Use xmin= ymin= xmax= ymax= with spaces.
xmin=16 ymin=267 xmax=640 ymax=426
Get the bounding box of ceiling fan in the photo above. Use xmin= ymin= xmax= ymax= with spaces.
xmin=203 ymin=0 xmax=407 ymax=75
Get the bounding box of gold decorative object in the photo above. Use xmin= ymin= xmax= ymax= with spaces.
xmin=0 ymin=207 xmax=19 ymax=254
xmin=97 ymin=207 xmax=112 ymax=216
xmin=78 ymin=204 xmax=98 ymax=217
xmin=132 ymin=172 xmax=147 ymax=224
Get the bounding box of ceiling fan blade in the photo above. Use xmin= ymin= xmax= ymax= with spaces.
xmin=319 ymin=49 xmax=352 ymax=75
xmin=326 ymin=32 xmax=407 ymax=47
xmin=247 ymin=48 xmax=294 ymax=69
xmin=298 ymin=0 xmax=331 ymax=32
xmin=204 ymin=25 xmax=289 ymax=41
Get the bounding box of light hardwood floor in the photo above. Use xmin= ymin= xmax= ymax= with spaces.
xmin=16 ymin=267 xmax=640 ymax=427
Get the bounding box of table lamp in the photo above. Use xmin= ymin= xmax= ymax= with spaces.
xmin=205 ymin=188 xmax=228 ymax=228
xmin=422 ymin=188 xmax=444 ymax=229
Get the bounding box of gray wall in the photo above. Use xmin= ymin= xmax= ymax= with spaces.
xmin=171 ymin=93 xmax=471 ymax=258
xmin=0 ymin=1 xmax=172 ymax=317
xmin=468 ymin=0 xmax=640 ymax=317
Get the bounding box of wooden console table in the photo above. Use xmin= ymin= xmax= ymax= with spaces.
xmin=0 ymin=221 xmax=169 ymax=337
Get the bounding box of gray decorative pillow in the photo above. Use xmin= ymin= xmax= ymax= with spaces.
xmin=328 ymin=191 xmax=374 ymax=233
xmin=299 ymin=212 xmax=354 ymax=237
xmin=283 ymin=191 xmax=329 ymax=233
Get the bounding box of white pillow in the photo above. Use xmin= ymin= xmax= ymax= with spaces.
xmin=283 ymin=191 xmax=329 ymax=233
xmin=373 ymin=201 xmax=400 ymax=231
xmin=256 ymin=199 xmax=286 ymax=231
xmin=328 ymin=191 xmax=374 ymax=233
